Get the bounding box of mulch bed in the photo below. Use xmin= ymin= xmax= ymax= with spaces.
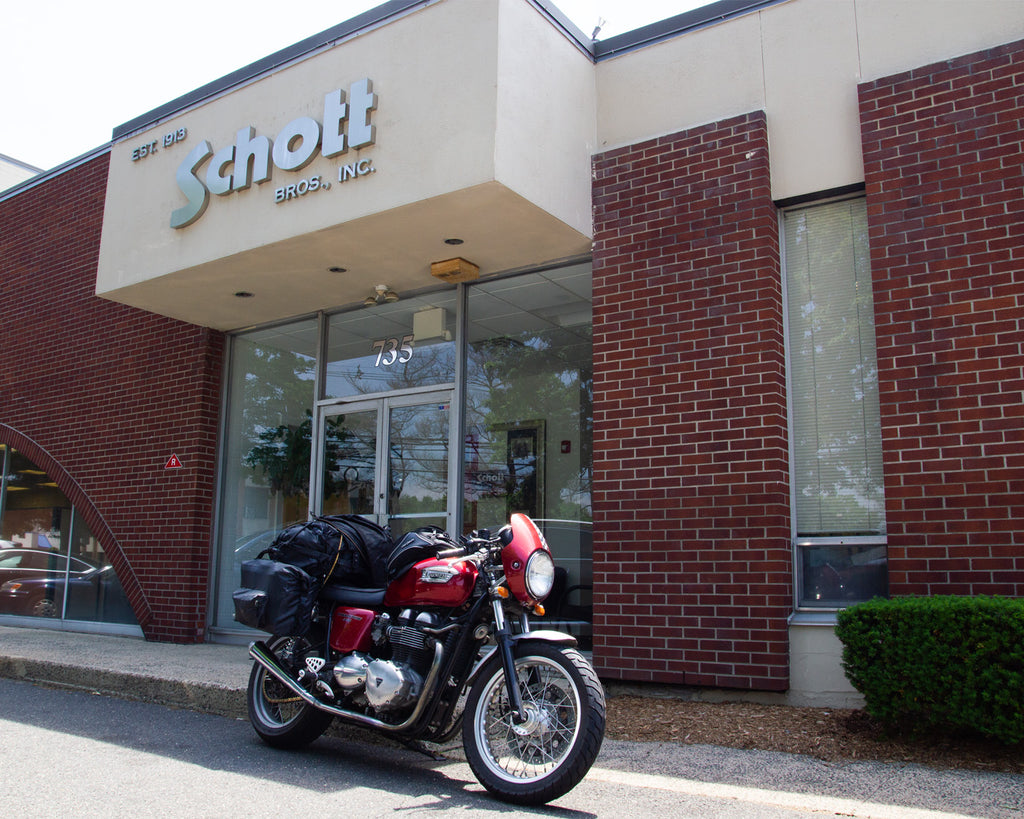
xmin=605 ymin=696 xmax=1024 ymax=774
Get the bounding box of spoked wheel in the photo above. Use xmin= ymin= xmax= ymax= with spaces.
xmin=246 ymin=635 xmax=334 ymax=749
xmin=463 ymin=643 xmax=605 ymax=805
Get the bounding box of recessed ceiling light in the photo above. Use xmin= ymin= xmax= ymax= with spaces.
xmin=328 ymin=266 xmax=347 ymax=273
xmin=444 ymin=238 xmax=464 ymax=245
xmin=234 ymin=291 xmax=254 ymax=298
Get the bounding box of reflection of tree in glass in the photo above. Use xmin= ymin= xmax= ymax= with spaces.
xmin=388 ymin=405 xmax=450 ymax=516
xmin=345 ymin=341 xmax=455 ymax=396
xmin=322 ymin=413 xmax=378 ymax=516
xmin=340 ymin=341 xmax=455 ymax=515
xmin=787 ymin=202 xmax=884 ymax=534
xmin=236 ymin=344 xmax=316 ymax=487
xmin=239 ymin=346 xmax=316 ymax=431
xmin=245 ymin=413 xmax=353 ymax=500
xmin=466 ymin=326 xmax=593 ymax=521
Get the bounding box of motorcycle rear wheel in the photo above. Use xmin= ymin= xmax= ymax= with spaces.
xmin=246 ymin=635 xmax=334 ymax=749
xmin=463 ymin=643 xmax=605 ymax=805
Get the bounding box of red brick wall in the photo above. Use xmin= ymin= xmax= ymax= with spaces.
xmin=860 ymin=40 xmax=1024 ymax=597
xmin=591 ymin=112 xmax=790 ymax=690
xmin=0 ymin=156 xmax=224 ymax=641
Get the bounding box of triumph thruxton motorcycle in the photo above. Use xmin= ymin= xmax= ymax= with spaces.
xmin=242 ymin=513 xmax=605 ymax=805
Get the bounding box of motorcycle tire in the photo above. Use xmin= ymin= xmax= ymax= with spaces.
xmin=463 ymin=642 xmax=605 ymax=805
xmin=246 ymin=635 xmax=334 ymax=749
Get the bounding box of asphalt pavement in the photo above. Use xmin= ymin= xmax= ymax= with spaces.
xmin=0 ymin=624 xmax=1021 ymax=818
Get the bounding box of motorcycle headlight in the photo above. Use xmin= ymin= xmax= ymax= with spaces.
xmin=524 ymin=550 xmax=555 ymax=601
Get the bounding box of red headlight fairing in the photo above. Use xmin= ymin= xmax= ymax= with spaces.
xmin=502 ymin=514 xmax=553 ymax=604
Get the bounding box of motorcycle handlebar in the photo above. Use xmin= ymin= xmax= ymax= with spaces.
xmin=441 ymin=523 xmax=513 ymax=560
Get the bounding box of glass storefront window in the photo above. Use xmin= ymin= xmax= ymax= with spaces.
xmin=464 ymin=265 xmax=593 ymax=644
xmin=213 ymin=319 xmax=318 ymax=628
xmin=325 ymin=292 xmax=457 ymax=398
xmin=213 ymin=266 xmax=593 ymax=636
xmin=0 ymin=445 xmax=136 ymax=625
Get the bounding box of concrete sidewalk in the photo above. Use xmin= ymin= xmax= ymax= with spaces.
xmin=1 ymin=624 xmax=1022 ymax=818
xmin=0 ymin=624 xmax=253 ymax=717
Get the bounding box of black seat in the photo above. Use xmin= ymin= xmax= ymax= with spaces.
xmin=319 ymin=583 xmax=386 ymax=608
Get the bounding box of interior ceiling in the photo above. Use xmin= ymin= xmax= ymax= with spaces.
xmin=99 ymin=182 xmax=592 ymax=332
xmin=243 ymin=263 xmax=592 ymax=367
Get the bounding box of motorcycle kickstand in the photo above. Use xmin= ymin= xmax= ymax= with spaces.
xmin=400 ymin=739 xmax=449 ymax=762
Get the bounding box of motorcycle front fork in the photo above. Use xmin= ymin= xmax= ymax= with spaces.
xmin=491 ymin=597 xmax=529 ymax=724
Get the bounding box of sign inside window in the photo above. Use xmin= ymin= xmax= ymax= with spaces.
xmin=372 ymin=335 xmax=414 ymax=367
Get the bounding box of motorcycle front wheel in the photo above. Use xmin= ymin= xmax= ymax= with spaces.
xmin=463 ymin=643 xmax=605 ymax=805
xmin=246 ymin=634 xmax=334 ymax=749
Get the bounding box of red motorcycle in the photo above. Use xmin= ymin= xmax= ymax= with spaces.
xmin=238 ymin=513 xmax=605 ymax=805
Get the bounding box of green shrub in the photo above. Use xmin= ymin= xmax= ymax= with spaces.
xmin=835 ymin=596 xmax=1024 ymax=744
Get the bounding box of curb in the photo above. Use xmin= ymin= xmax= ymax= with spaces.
xmin=0 ymin=656 xmax=247 ymax=719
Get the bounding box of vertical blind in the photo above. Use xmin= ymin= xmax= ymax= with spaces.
xmin=784 ymin=199 xmax=885 ymax=536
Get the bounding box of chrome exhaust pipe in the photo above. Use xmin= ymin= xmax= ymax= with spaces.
xmin=248 ymin=640 xmax=443 ymax=733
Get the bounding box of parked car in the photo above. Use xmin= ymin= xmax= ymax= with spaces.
xmin=0 ymin=560 xmax=134 ymax=622
xmin=0 ymin=548 xmax=93 ymax=587
xmin=233 ymin=529 xmax=279 ymax=563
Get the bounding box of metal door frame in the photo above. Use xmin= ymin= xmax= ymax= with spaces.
xmin=310 ymin=384 xmax=456 ymax=528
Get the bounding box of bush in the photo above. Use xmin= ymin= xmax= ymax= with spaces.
xmin=835 ymin=596 xmax=1024 ymax=744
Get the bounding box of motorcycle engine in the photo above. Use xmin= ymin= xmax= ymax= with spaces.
xmin=332 ymin=609 xmax=440 ymax=713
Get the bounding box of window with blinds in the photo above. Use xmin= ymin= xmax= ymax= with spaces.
xmin=783 ymin=198 xmax=887 ymax=607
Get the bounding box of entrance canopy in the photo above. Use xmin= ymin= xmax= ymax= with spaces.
xmin=96 ymin=0 xmax=593 ymax=330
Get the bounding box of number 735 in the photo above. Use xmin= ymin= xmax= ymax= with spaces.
xmin=372 ymin=335 xmax=414 ymax=367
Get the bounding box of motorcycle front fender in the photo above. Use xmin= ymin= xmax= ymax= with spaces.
xmin=510 ymin=630 xmax=578 ymax=651
xmin=467 ymin=629 xmax=578 ymax=687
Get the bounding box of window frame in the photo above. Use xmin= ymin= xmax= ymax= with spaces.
xmin=780 ymin=194 xmax=888 ymax=611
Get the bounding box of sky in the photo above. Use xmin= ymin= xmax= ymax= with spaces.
xmin=2 ymin=0 xmax=711 ymax=171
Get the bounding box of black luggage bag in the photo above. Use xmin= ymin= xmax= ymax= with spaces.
xmin=232 ymin=514 xmax=394 ymax=635
xmin=232 ymin=559 xmax=317 ymax=636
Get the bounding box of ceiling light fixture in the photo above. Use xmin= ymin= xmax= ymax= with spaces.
xmin=363 ymin=284 xmax=399 ymax=306
xmin=431 ymin=257 xmax=480 ymax=283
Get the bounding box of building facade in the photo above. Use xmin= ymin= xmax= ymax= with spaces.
xmin=1 ymin=0 xmax=1021 ymax=704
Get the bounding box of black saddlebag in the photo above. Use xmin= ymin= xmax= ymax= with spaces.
xmin=232 ymin=559 xmax=317 ymax=636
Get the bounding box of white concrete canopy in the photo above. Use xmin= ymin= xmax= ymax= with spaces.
xmin=97 ymin=0 xmax=595 ymax=330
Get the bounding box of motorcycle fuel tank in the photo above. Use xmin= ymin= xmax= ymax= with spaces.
xmin=384 ymin=558 xmax=478 ymax=607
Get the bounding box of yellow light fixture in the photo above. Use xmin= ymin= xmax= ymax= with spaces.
xmin=431 ymin=257 xmax=479 ymax=283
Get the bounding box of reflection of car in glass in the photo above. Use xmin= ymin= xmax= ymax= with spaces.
xmin=234 ymin=529 xmax=279 ymax=564
xmin=0 ymin=559 xmax=134 ymax=621
xmin=0 ymin=548 xmax=91 ymax=587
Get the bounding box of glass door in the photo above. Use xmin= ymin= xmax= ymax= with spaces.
xmin=317 ymin=401 xmax=380 ymax=519
xmin=386 ymin=394 xmax=451 ymax=536
xmin=312 ymin=390 xmax=453 ymax=537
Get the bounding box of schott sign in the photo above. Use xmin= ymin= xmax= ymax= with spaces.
xmin=171 ymin=78 xmax=377 ymax=229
